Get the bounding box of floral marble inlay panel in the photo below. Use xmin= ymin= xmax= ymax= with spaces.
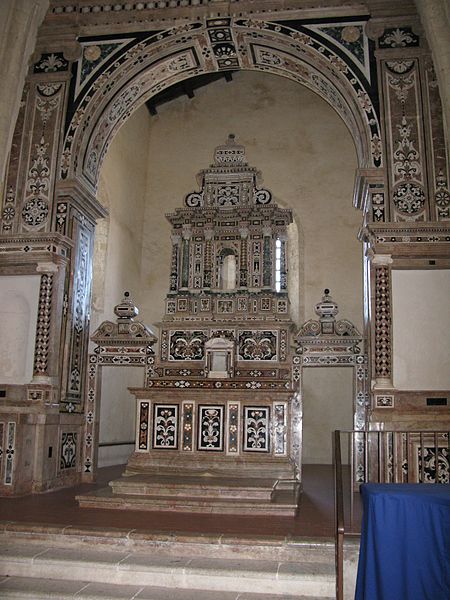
xmin=198 ymin=405 xmax=224 ymax=451
xmin=60 ymin=432 xmax=77 ymax=470
xmin=244 ymin=406 xmax=270 ymax=452
xmin=153 ymin=404 xmax=178 ymax=449
xmin=169 ymin=331 xmax=207 ymax=361
xmin=238 ymin=331 xmax=277 ymax=361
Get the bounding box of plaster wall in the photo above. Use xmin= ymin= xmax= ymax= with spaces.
xmin=141 ymin=71 xmax=362 ymax=334
xmin=302 ymin=367 xmax=354 ymax=464
xmin=122 ymin=71 xmax=361 ymax=465
xmin=0 ymin=275 xmax=40 ymax=384
xmin=93 ymin=105 xmax=151 ymax=465
xmin=92 ymin=104 xmax=151 ymax=325
xmin=98 ymin=366 xmax=145 ymax=467
xmin=392 ymin=269 xmax=450 ymax=390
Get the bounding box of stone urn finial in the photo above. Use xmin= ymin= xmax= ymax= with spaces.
xmin=114 ymin=291 xmax=139 ymax=322
xmin=213 ymin=133 xmax=247 ymax=166
xmin=314 ymin=288 xmax=339 ymax=323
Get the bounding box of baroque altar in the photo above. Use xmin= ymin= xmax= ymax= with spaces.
xmin=78 ymin=136 xmax=301 ymax=515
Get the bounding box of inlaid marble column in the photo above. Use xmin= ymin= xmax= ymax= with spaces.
xmin=32 ymin=262 xmax=59 ymax=385
xmin=203 ymin=228 xmax=213 ymax=290
xmin=262 ymin=226 xmax=272 ymax=289
xmin=372 ymin=254 xmax=394 ymax=390
xmin=279 ymin=234 xmax=288 ymax=292
xmin=180 ymin=225 xmax=191 ymax=290
xmin=239 ymin=226 xmax=248 ymax=288
xmin=169 ymin=234 xmax=181 ymax=292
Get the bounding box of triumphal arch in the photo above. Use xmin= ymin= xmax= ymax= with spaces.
xmin=0 ymin=1 xmax=449 ymax=499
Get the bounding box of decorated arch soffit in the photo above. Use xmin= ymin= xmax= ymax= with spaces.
xmin=60 ymin=17 xmax=381 ymax=190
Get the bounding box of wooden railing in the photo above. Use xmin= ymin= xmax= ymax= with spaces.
xmin=333 ymin=429 xmax=449 ymax=600
xmin=334 ymin=430 xmax=345 ymax=600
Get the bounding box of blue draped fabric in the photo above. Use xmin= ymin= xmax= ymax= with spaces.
xmin=355 ymin=483 xmax=450 ymax=600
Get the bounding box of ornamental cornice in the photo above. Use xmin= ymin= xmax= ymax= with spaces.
xmin=56 ymin=177 xmax=108 ymax=221
xmin=0 ymin=232 xmax=73 ymax=257
xmin=364 ymin=222 xmax=450 ymax=246
xmin=43 ymin=1 xmax=366 ymax=32
xmin=43 ymin=0 xmax=418 ymax=33
xmin=145 ymin=378 xmax=293 ymax=390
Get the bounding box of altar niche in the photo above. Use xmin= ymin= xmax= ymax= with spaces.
xmin=77 ymin=135 xmax=300 ymax=516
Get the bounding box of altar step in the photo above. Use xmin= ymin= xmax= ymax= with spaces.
xmin=76 ymin=480 xmax=300 ymax=516
xmin=0 ymin=534 xmax=335 ymax=599
xmin=110 ymin=474 xmax=280 ymax=500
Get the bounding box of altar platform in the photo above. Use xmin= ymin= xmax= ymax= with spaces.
xmin=0 ymin=464 xmax=357 ymax=539
xmin=0 ymin=464 xmax=363 ymax=599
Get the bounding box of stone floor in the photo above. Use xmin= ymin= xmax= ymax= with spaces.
xmin=0 ymin=464 xmax=362 ymax=538
xmin=0 ymin=464 xmax=362 ymax=599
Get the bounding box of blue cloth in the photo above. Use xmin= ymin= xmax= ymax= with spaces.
xmin=355 ymin=483 xmax=450 ymax=600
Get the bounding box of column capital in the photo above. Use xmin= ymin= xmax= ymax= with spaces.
xmin=371 ymin=253 xmax=393 ymax=266
xmin=182 ymin=224 xmax=192 ymax=240
xmin=36 ymin=262 xmax=59 ymax=273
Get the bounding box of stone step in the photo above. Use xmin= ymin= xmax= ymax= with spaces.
xmin=109 ymin=474 xmax=276 ymax=500
xmin=0 ymin=525 xmax=335 ymax=564
xmin=0 ymin=541 xmax=335 ymax=598
xmin=0 ymin=576 xmax=334 ymax=600
xmin=76 ymin=485 xmax=300 ymax=516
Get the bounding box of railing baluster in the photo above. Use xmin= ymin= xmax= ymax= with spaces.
xmin=406 ymin=432 xmax=410 ymax=483
xmin=334 ymin=430 xmax=344 ymax=600
xmin=350 ymin=430 xmax=355 ymax=525
xmin=378 ymin=431 xmax=382 ymax=483
xmin=365 ymin=430 xmax=369 ymax=483
xmin=434 ymin=432 xmax=439 ymax=484
xmin=420 ymin=431 xmax=425 ymax=483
